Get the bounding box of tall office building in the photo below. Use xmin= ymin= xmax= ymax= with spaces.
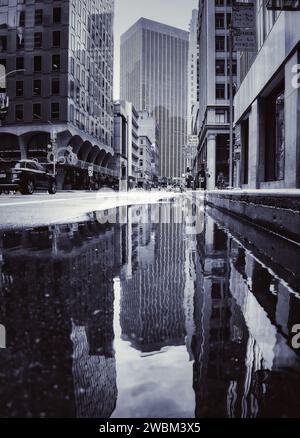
xmin=0 ymin=0 xmax=115 ymax=188
xmin=120 ymin=18 xmax=189 ymax=178
xmin=187 ymin=9 xmax=199 ymax=137
xmin=195 ymin=0 xmax=237 ymax=190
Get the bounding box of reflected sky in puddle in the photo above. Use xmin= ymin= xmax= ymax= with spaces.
xmin=0 ymin=195 xmax=300 ymax=418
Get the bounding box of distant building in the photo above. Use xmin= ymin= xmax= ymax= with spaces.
xmin=0 ymin=0 xmax=116 ymax=189
xmin=113 ymin=100 xmax=128 ymax=191
xmin=138 ymin=134 xmax=152 ymax=188
xmin=138 ymin=111 xmax=160 ymax=186
xmin=234 ymin=4 xmax=300 ymax=189
xmin=120 ymin=18 xmax=189 ymax=178
xmin=196 ymin=0 xmax=237 ymax=190
xmin=187 ymin=9 xmax=199 ymax=137
xmin=114 ymin=100 xmax=139 ymax=189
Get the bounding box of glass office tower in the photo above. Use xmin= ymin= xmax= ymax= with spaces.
xmin=120 ymin=18 xmax=189 ymax=178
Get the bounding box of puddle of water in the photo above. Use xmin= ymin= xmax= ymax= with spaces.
xmin=0 ymin=196 xmax=299 ymax=418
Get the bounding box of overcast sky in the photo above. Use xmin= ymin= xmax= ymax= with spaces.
xmin=113 ymin=0 xmax=198 ymax=99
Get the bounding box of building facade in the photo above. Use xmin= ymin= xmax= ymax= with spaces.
xmin=187 ymin=9 xmax=199 ymax=138
xmin=196 ymin=0 xmax=237 ymax=190
xmin=120 ymin=18 xmax=189 ymax=178
xmin=0 ymin=0 xmax=116 ymax=189
xmin=138 ymin=110 xmax=160 ymax=186
xmin=234 ymin=3 xmax=300 ymax=189
xmin=113 ymin=100 xmax=139 ymax=189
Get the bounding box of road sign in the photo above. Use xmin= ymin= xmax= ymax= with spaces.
xmin=266 ymin=0 xmax=300 ymax=10
xmin=187 ymin=135 xmax=199 ymax=146
xmin=234 ymin=29 xmax=257 ymax=52
xmin=88 ymin=166 xmax=93 ymax=177
xmin=232 ymin=3 xmax=255 ymax=29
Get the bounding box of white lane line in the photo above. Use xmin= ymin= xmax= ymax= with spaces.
xmin=0 ymin=196 xmax=103 ymax=208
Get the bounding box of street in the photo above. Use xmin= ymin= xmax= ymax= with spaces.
xmin=0 ymin=191 xmax=300 ymax=418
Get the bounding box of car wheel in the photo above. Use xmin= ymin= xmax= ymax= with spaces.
xmin=21 ymin=179 xmax=34 ymax=195
xmin=48 ymin=181 xmax=57 ymax=195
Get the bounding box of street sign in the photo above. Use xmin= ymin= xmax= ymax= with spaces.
xmin=88 ymin=166 xmax=93 ymax=177
xmin=234 ymin=29 xmax=257 ymax=52
xmin=187 ymin=135 xmax=199 ymax=146
xmin=232 ymin=3 xmax=255 ymax=29
xmin=266 ymin=0 xmax=300 ymax=10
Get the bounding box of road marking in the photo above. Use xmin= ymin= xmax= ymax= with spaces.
xmin=0 ymin=196 xmax=102 ymax=208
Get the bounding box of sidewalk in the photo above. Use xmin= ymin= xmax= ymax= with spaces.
xmin=206 ymin=189 xmax=300 ymax=243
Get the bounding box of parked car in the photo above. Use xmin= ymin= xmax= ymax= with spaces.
xmin=0 ymin=159 xmax=57 ymax=195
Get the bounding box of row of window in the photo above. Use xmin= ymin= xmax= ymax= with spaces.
xmin=18 ymin=7 xmax=62 ymax=27
xmin=0 ymin=54 xmax=61 ymax=72
xmin=15 ymin=102 xmax=60 ymax=121
xmin=15 ymin=79 xmax=60 ymax=97
xmin=70 ymin=104 xmax=113 ymax=146
xmin=13 ymin=30 xmax=62 ymax=50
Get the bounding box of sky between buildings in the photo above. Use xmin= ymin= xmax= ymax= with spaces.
xmin=113 ymin=0 xmax=199 ymax=100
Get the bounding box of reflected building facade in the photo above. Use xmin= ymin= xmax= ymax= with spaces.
xmin=0 ymin=219 xmax=123 ymax=418
xmin=192 ymin=213 xmax=300 ymax=418
xmin=120 ymin=18 xmax=189 ymax=178
xmin=120 ymin=203 xmax=187 ymax=352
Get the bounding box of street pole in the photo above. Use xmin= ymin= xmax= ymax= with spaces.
xmin=229 ymin=25 xmax=234 ymax=188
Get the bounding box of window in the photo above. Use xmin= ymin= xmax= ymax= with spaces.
xmin=34 ymin=56 xmax=42 ymax=72
xmin=52 ymin=54 xmax=60 ymax=71
xmin=70 ymin=57 xmax=75 ymax=75
xmin=16 ymin=81 xmax=23 ymax=97
xmin=215 ymin=13 xmax=224 ymax=29
xmin=216 ymin=109 xmax=226 ymax=123
xmin=265 ymin=86 xmax=285 ymax=181
xmin=51 ymin=102 xmax=60 ymax=120
xmin=216 ymin=59 xmax=225 ymax=76
xmin=52 ymin=31 xmax=61 ymax=47
xmin=33 ymin=103 xmax=41 ymax=120
xmin=52 ymin=79 xmax=60 ymax=95
xmin=216 ymin=83 xmax=225 ymax=99
xmin=216 ymin=36 xmax=225 ymax=52
xmin=0 ymin=36 xmax=6 ymax=52
xmin=35 ymin=9 xmax=43 ymax=25
xmin=53 ymin=7 xmax=61 ymax=24
xmin=34 ymin=32 xmax=42 ymax=48
xmin=19 ymin=11 xmax=25 ymax=27
xmin=16 ymin=57 xmax=24 ymax=70
xmin=33 ymin=79 xmax=41 ymax=96
xmin=15 ymin=104 xmax=23 ymax=121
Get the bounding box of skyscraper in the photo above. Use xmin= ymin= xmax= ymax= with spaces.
xmin=120 ymin=18 xmax=189 ymax=178
xmin=0 ymin=0 xmax=116 ymax=189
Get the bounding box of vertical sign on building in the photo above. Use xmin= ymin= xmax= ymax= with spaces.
xmin=232 ymin=2 xmax=256 ymax=52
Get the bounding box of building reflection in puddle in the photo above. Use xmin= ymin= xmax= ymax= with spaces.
xmin=0 ymin=196 xmax=299 ymax=418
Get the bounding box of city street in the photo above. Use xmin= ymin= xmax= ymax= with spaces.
xmin=0 ymin=0 xmax=300 ymax=426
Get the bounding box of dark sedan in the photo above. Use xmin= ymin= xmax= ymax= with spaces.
xmin=0 ymin=159 xmax=57 ymax=195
